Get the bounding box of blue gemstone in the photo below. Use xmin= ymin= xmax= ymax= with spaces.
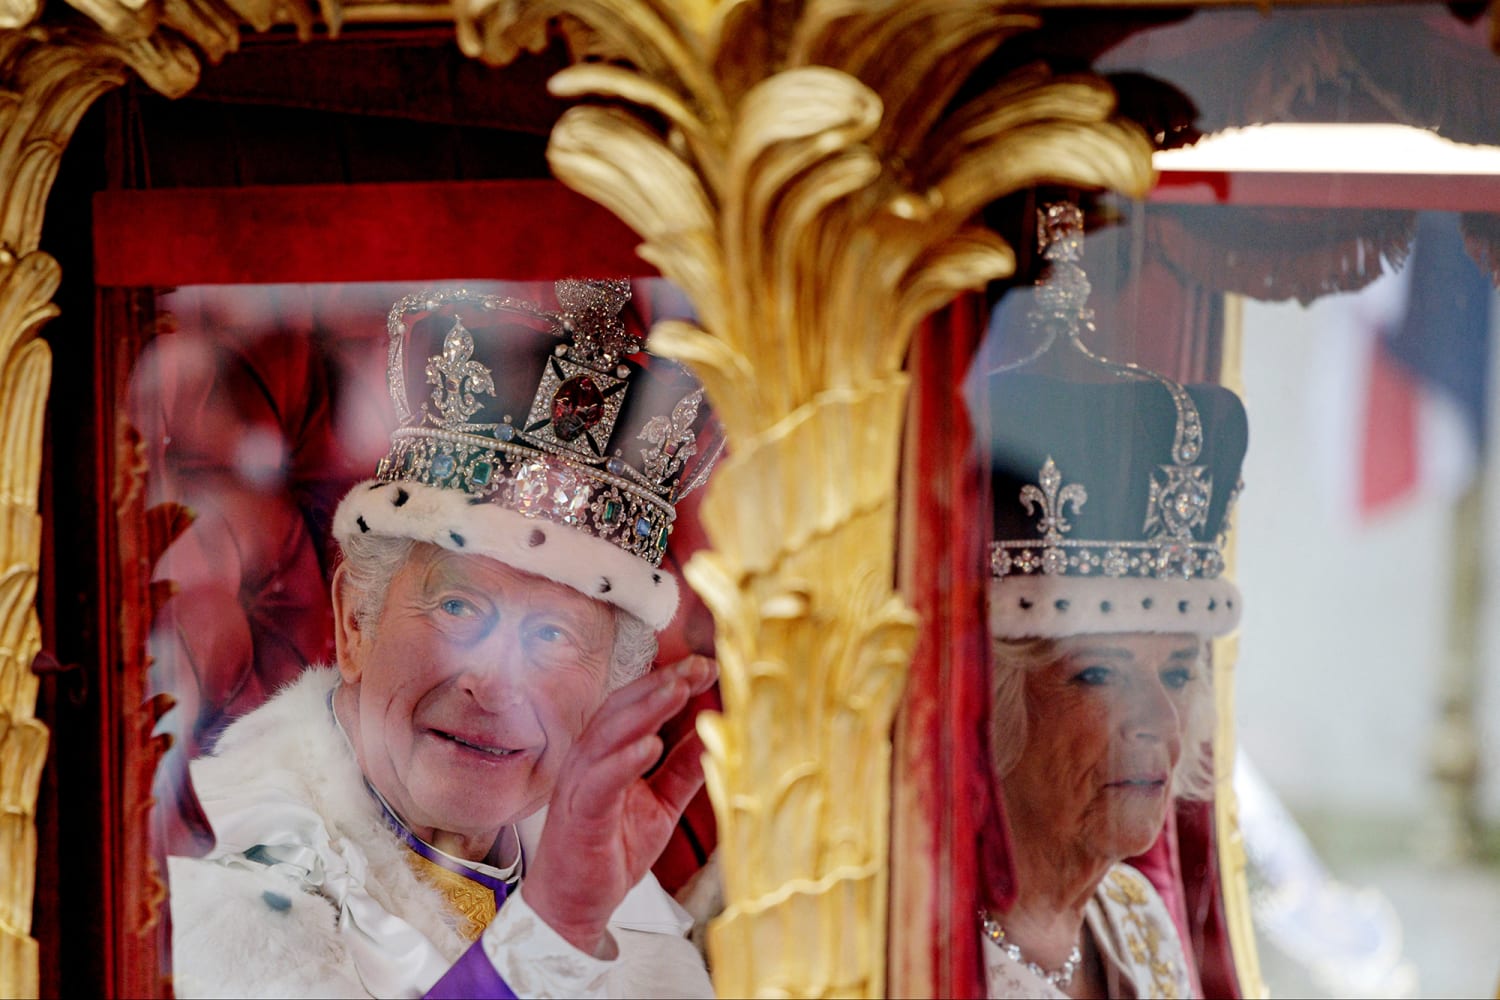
xmin=635 ymin=516 xmax=652 ymax=538
xmin=498 ymin=424 xmax=515 ymax=442
xmin=607 ymin=457 xmax=627 ymax=476
xmin=431 ymin=453 xmax=456 ymax=479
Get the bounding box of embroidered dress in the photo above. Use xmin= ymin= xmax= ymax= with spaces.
xmin=167 ymin=668 xmax=712 ymax=999
xmin=982 ymin=864 xmax=1197 ymax=999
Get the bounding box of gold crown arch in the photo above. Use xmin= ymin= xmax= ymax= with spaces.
xmin=467 ymin=3 xmax=1152 ymax=995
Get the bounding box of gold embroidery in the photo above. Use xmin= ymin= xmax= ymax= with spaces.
xmin=405 ymin=851 xmax=497 ymax=942
xmin=1102 ymin=869 xmax=1182 ymax=999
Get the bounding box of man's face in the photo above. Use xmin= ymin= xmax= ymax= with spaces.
xmin=335 ymin=543 xmax=616 ymax=852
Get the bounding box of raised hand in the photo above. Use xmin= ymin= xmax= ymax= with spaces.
xmin=523 ymin=655 xmax=717 ymax=956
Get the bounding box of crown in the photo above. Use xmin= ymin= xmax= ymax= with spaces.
xmin=985 ymin=203 xmax=1249 ymax=638
xmin=376 ymin=281 xmax=708 ymax=565
xmin=332 ymin=280 xmax=715 ymax=630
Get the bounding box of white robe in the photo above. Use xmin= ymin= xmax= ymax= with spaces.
xmin=983 ymin=864 xmax=1197 ymax=999
xmin=168 ymin=667 xmax=713 ymax=999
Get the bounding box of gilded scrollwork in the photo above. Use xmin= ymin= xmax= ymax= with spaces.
xmin=0 ymin=33 xmax=129 ymax=999
xmin=465 ymin=3 xmax=1154 ymax=995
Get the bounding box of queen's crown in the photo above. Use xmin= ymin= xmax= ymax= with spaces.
xmin=987 ymin=203 xmax=1248 ymax=586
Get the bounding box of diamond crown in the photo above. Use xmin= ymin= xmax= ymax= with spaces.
xmin=989 ymin=203 xmax=1240 ymax=584
xmin=376 ymin=282 xmax=712 ymax=568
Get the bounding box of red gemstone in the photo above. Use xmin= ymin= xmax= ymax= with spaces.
xmin=551 ymin=375 xmax=604 ymax=441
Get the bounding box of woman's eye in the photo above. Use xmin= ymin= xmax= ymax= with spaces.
xmin=1072 ymin=666 xmax=1111 ymax=686
xmin=1162 ymin=667 xmax=1194 ymax=690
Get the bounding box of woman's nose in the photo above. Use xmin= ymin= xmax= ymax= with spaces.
xmin=1122 ymin=680 xmax=1181 ymax=742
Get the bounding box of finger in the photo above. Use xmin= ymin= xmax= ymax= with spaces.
xmin=578 ymin=671 xmax=692 ymax=760
xmin=560 ymin=733 xmax=663 ymax=821
xmin=646 ymin=729 xmax=706 ymax=818
xmin=600 ymin=660 xmax=690 ymax=716
xmin=670 ymin=654 xmax=718 ymax=698
xmin=588 ymin=656 xmax=712 ymax=739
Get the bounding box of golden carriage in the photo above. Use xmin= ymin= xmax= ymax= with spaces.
xmin=1 ymin=1 xmax=1497 ymax=996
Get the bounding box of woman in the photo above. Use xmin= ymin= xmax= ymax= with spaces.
xmin=979 ymin=205 xmax=1249 ymax=999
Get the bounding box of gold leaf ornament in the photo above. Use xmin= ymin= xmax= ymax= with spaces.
xmin=454 ymin=4 xmax=1157 ymax=995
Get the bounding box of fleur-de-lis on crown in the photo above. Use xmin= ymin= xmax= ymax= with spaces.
xmin=639 ymin=388 xmax=703 ymax=490
xmin=425 ymin=317 xmax=496 ymax=429
xmin=1020 ymin=457 xmax=1087 ymax=544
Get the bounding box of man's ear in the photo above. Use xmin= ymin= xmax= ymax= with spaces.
xmin=331 ymin=561 xmax=368 ymax=685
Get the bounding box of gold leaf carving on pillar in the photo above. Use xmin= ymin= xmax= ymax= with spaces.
xmin=468 ymin=3 xmax=1154 ymax=996
xmin=0 ymin=33 xmax=128 ymax=1000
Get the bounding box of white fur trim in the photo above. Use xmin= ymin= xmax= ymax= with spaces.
xmin=989 ymin=575 xmax=1241 ymax=639
xmin=334 ymin=480 xmax=679 ymax=630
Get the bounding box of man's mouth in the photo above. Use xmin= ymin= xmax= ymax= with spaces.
xmin=432 ymin=729 xmax=523 ymax=758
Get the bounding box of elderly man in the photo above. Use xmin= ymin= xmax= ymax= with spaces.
xmin=168 ymin=280 xmax=718 ymax=998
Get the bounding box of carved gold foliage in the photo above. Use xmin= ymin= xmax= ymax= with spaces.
xmin=0 ymin=256 xmax=51 ymax=1000
xmin=0 ymin=34 xmax=131 ymax=1000
xmin=50 ymin=0 xmax=322 ymax=98
xmin=470 ymin=2 xmax=1153 ymax=996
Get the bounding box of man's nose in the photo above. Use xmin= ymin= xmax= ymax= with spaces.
xmin=455 ymin=627 xmax=529 ymax=709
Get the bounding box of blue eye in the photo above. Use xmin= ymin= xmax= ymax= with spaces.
xmin=440 ymin=597 xmax=479 ymax=618
xmin=1072 ymin=666 xmax=1111 ymax=686
xmin=534 ymin=624 xmax=567 ymax=644
xmin=1162 ymin=667 xmax=1194 ymax=690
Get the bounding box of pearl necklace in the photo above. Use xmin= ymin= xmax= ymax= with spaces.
xmin=978 ymin=908 xmax=1082 ymax=989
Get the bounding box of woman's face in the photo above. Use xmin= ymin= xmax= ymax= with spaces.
xmin=1001 ymin=632 xmax=1202 ymax=866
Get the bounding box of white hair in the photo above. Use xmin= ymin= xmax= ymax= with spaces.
xmin=337 ymin=533 xmax=657 ymax=690
xmin=988 ymin=635 xmax=1216 ymax=801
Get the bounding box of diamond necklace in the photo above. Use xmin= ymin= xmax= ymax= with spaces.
xmin=978 ymin=908 xmax=1083 ymax=989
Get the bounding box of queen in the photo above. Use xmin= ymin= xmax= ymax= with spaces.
xmin=977 ymin=205 xmax=1249 ymax=998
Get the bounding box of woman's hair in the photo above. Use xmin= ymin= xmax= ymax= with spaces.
xmin=989 ymin=634 xmax=1216 ymax=801
xmin=337 ymin=533 xmax=657 ymax=691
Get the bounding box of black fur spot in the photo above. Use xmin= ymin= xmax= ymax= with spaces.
xmin=467 ymin=496 xmax=487 ymax=505
xmin=367 ymin=482 xmax=386 ymax=491
xmin=1054 ymin=599 xmax=1070 ymax=611
xmin=450 ymin=531 xmax=466 ymax=548
xmin=262 ymin=891 xmax=292 ymax=913
xmin=528 ymin=529 xmax=546 ymax=547
xmin=1208 ymin=598 xmax=1217 ymax=611
xmin=652 ymin=573 xmax=662 ymax=584
xmin=1178 ymin=600 xmax=1190 ymax=613
xmin=600 ymin=578 xmax=612 ymax=594
xmin=393 ymin=487 xmax=410 ymax=507
xmin=1141 ymin=597 xmax=1153 ymax=610
xmin=1018 ymin=597 xmax=1033 ymax=610
xmin=1101 ymin=601 xmax=1112 ymax=613
xmin=356 ymin=516 xmax=370 ymax=534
